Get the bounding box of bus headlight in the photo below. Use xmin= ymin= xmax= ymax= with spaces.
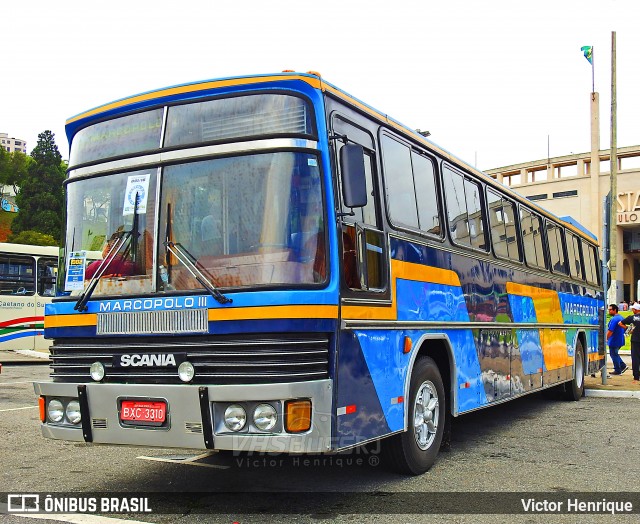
xmin=47 ymin=399 xmax=64 ymax=423
xmin=178 ymin=361 xmax=195 ymax=383
xmin=224 ymin=404 xmax=246 ymax=431
xmin=90 ymin=362 xmax=105 ymax=382
xmin=253 ymin=403 xmax=277 ymax=431
xmin=65 ymin=400 xmax=82 ymax=424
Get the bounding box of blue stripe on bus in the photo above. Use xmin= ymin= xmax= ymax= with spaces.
xmin=46 ymin=288 xmax=340 ymax=316
xmin=45 ymin=319 xmax=338 ymax=340
xmin=0 ymin=330 xmax=43 ymax=343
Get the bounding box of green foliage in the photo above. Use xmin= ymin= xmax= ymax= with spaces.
xmin=0 ymin=148 xmax=31 ymax=194
xmin=6 ymin=230 xmax=58 ymax=246
xmin=11 ymin=131 xmax=65 ymax=242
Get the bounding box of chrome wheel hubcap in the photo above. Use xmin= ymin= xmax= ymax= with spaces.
xmin=413 ymin=380 xmax=439 ymax=450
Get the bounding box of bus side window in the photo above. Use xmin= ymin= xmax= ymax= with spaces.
xmin=0 ymin=255 xmax=35 ymax=295
xmin=38 ymin=257 xmax=58 ymax=296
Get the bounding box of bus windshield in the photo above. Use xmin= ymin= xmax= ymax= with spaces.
xmin=63 ymin=151 xmax=326 ymax=296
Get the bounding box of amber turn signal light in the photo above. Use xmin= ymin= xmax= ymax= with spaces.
xmin=284 ymin=399 xmax=311 ymax=433
xmin=38 ymin=396 xmax=46 ymax=422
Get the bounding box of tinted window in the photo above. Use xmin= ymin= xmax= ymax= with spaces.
xmin=443 ymin=169 xmax=469 ymax=246
xmin=583 ymin=242 xmax=600 ymax=285
xmin=412 ymin=152 xmax=441 ymax=236
xmin=381 ymin=136 xmax=419 ymax=228
xmin=547 ymin=221 xmax=567 ymax=274
xmin=443 ymin=167 xmax=487 ymax=250
xmin=487 ymin=189 xmax=520 ymax=261
xmin=0 ymin=255 xmax=35 ymax=295
xmin=520 ymin=208 xmax=547 ymax=269
xmin=565 ymin=232 xmax=583 ymax=279
xmin=37 ymin=257 xmax=57 ymax=297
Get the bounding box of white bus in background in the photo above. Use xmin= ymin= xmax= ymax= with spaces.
xmin=0 ymin=243 xmax=58 ymax=351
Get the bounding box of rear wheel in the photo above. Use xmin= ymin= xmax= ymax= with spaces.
xmin=383 ymin=356 xmax=446 ymax=475
xmin=563 ymin=340 xmax=585 ymax=401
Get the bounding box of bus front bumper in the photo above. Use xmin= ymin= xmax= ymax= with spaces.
xmin=33 ymin=380 xmax=333 ymax=453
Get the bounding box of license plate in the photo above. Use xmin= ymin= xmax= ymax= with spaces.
xmin=120 ymin=400 xmax=166 ymax=424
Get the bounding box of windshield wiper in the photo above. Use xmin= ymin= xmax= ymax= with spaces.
xmin=164 ymin=240 xmax=232 ymax=305
xmin=74 ymin=193 xmax=140 ymax=312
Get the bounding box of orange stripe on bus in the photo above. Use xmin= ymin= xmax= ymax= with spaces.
xmin=44 ymin=314 xmax=97 ymax=328
xmin=208 ymin=304 xmax=338 ymax=321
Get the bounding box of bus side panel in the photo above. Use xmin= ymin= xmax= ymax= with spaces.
xmin=335 ymin=330 xmax=391 ymax=447
xmin=0 ymin=300 xmax=37 ymax=350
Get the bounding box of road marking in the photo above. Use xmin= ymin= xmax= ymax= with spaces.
xmin=137 ymin=451 xmax=230 ymax=469
xmin=0 ymin=504 xmax=152 ymax=524
xmin=0 ymin=406 xmax=37 ymax=412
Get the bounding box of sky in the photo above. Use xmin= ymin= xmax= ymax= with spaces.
xmin=2 ymin=0 xmax=639 ymax=171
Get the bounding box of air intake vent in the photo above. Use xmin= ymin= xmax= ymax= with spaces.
xmin=97 ymin=309 xmax=208 ymax=335
xmin=50 ymin=333 xmax=330 ymax=385
xmin=92 ymin=418 xmax=108 ymax=429
xmin=185 ymin=422 xmax=203 ymax=434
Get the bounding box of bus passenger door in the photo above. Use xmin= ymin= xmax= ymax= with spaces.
xmin=35 ymin=257 xmax=57 ymax=351
xmin=331 ymin=114 xmax=392 ymax=448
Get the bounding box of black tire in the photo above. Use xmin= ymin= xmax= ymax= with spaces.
xmin=383 ymin=356 xmax=446 ymax=475
xmin=563 ymin=340 xmax=585 ymax=401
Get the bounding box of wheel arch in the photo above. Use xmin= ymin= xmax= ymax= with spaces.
xmin=403 ymin=333 xmax=458 ymax=429
xmin=575 ymin=329 xmax=588 ymax=371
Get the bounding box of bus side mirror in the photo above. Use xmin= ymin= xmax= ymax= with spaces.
xmin=340 ymin=144 xmax=367 ymax=208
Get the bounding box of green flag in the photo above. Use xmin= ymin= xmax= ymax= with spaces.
xmin=581 ymin=45 xmax=593 ymax=64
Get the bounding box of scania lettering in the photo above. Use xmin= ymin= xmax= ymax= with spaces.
xmin=118 ymin=354 xmax=177 ymax=367
xmin=34 ymin=72 xmax=604 ymax=475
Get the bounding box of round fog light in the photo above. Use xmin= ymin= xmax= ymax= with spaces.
xmin=178 ymin=361 xmax=195 ymax=383
xmin=90 ymin=361 xmax=105 ymax=382
xmin=66 ymin=400 xmax=82 ymax=424
xmin=224 ymin=404 xmax=246 ymax=432
xmin=253 ymin=403 xmax=277 ymax=431
xmin=47 ymin=399 xmax=64 ymax=423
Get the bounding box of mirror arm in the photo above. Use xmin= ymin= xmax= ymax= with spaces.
xmin=329 ymin=134 xmax=349 ymax=144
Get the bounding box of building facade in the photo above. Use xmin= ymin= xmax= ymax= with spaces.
xmin=0 ymin=132 xmax=27 ymax=153
xmin=486 ymin=145 xmax=640 ymax=304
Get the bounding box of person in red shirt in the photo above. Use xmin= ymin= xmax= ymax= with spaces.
xmin=85 ymin=229 xmax=135 ymax=279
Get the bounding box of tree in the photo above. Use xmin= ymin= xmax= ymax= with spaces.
xmin=0 ymin=149 xmax=31 ymax=196
xmin=11 ymin=131 xmax=65 ymax=243
xmin=7 ymin=230 xmax=58 ymax=246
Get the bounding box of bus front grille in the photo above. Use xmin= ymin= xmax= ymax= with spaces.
xmin=49 ymin=334 xmax=330 ymax=385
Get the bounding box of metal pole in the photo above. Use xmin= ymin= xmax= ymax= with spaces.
xmin=601 ymin=196 xmax=609 ymax=384
xmin=609 ymin=31 xmax=618 ymax=304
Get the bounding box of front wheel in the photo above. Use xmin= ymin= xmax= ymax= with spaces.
xmin=383 ymin=356 xmax=446 ymax=475
xmin=563 ymin=340 xmax=585 ymax=401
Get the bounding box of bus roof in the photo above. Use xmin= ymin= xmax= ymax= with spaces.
xmin=66 ymin=71 xmax=598 ymax=245
xmin=0 ymin=243 xmax=59 ymax=256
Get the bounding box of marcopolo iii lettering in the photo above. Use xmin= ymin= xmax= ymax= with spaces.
xmin=114 ymin=353 xmax=185 ymax=367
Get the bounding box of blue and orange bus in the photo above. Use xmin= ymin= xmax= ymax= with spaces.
xmin=34 ymin=72 xmax=604 ymax=474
